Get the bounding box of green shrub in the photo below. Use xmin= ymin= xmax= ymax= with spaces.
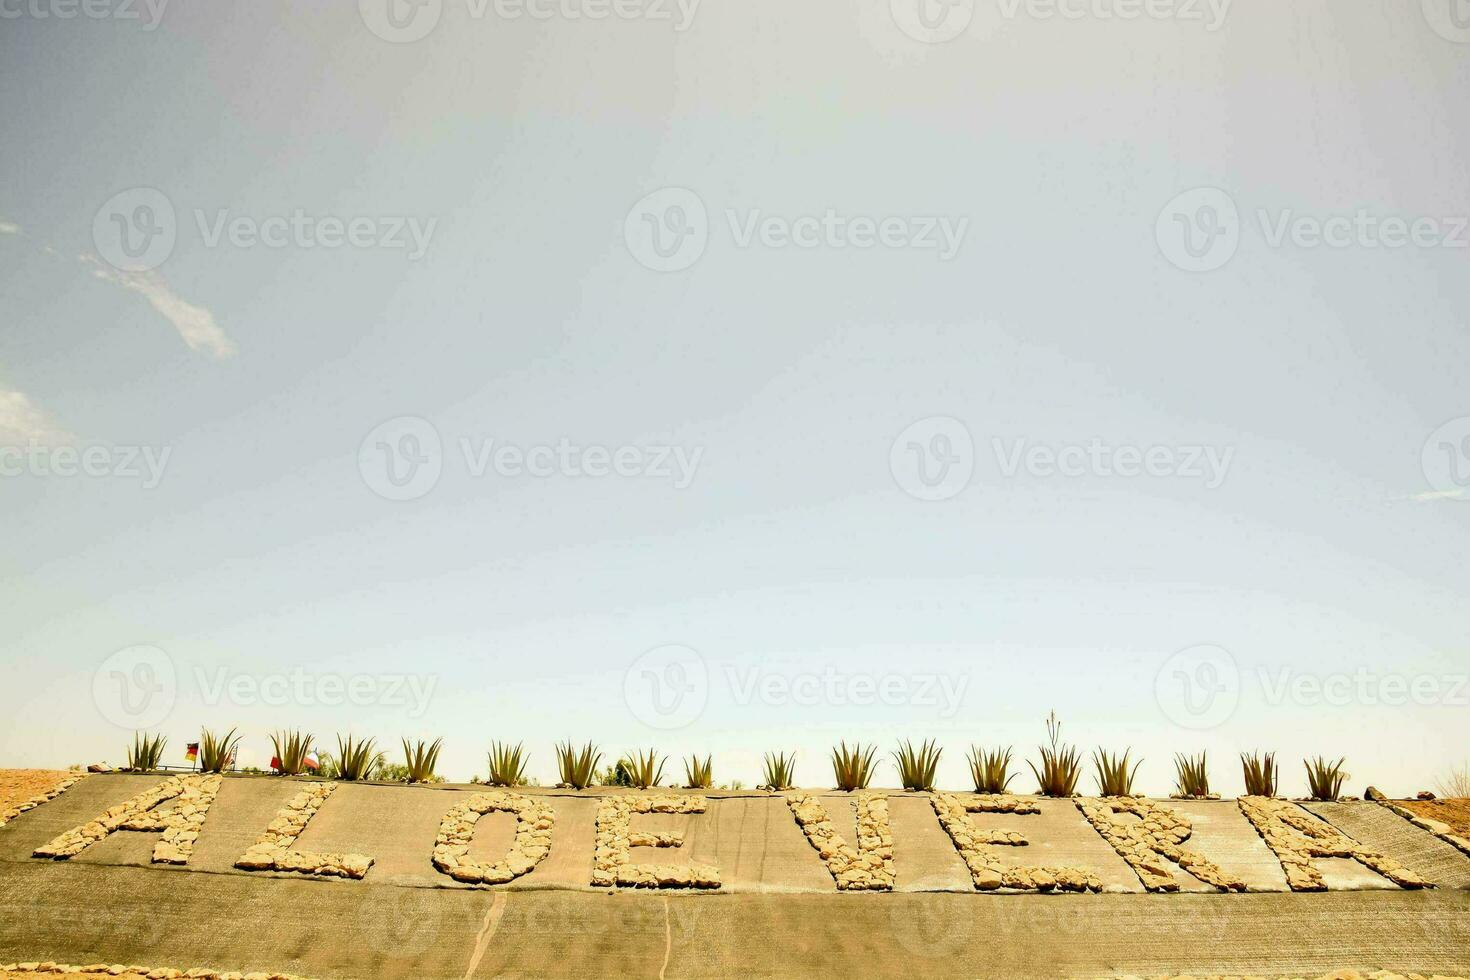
xmin=1092 ymin=748 xmax=1142 ymax=797
xmin=1305 ymin=756 xmax=1348 ymax=801
xmin=1028 ymin=712 xmax=1081 ymax=797
xmin=485 ymin=741 xmax=527 ymax=787
xmin=893 ymin=739 xmax=941 ymax=792
xmin=402 ymin=737 xmax=443 ymax=784
xmin=1173 ymin=752 xmax=1210 ymax=797
xmin=831 ymin=742 xmax=876 ymax=791
xmin=762 ymin=751 xmax=797 ymax=790
xmin=556 ymin=741 xmax=601 ymax=789
xmin=125 ymin=732 xmax=167 ymax=772
xmin=967 ymin=746 xmax=1015 ymax=794
xmin=684 ymin=754 xmax=713 ymax=789
xmin=1241 ymin=751 xmax=1278 ymax=797
xmin=198 ymin=728 xmax=239 ymax=773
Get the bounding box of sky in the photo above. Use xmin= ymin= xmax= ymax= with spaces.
xmin=1 ymin=0 xmax=1467 ymax=796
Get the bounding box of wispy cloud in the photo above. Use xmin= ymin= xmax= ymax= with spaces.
xmin=1413 ymin=488 xmax=1467 ymax=502
xmin=0 ymin=388 xmax=72 ymax=446
xmin=2 ymin=214 xmax=237 ymax=360
xmin=83 ymin=259 xmax=237 ymax=360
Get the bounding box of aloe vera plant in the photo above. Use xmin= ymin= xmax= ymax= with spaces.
xmin=893 ymin=739 xmax=941 ymax=792
xmin=832 ymin=742 xmax=877 ymax=791
xmin=125 ymin=732 xmax=167 ymax=772
xmin=967 ymin=746 xmax=1015 ymax=794
xmin=1092 ymin=748 xmax=1142 ymax=797
xmin=556 ymin=741 xmax=601 ymax=789
xmin=403 ymin=737 xmax=443 ymax=784
xmin=1029 ymin=712 xmax=1081 ymax=797
xmin=486 ymin=741 xmax=528 ymax=787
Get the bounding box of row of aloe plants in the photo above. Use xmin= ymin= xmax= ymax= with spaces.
xmin=118 ymin=717 xmax=1356 ymax=800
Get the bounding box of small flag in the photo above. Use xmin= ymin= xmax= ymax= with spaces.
xmin=185 ymin=743 xmax=199 ymax=763
xmin=270 ymin=755 xmax=283 ymax=771
xmin=304 ymin=751 xmax=321 ymax=771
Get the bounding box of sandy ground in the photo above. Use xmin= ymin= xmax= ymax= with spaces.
xmin=0 ymin=772 xmax=74 ymax=815
xmin=1400 ymin=799 xmax=1470 ymax=839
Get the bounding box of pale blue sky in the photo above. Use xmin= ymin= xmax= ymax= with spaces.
xmin=1 ymin=1 xmax=1467 ymax=794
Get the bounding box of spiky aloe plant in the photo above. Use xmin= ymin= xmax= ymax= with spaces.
xmin=1029 ymin=712 xmax=1081 ymax=797
xmin=556 ymin=741 xmax=601 ymax=789
xmin=1305 ymin=756 xmax=1348 ymax=801
xmin=894 ymin=740 xmax=941 ymax=792
xmin=1174 ymin=752 xmax=1210 ymax=798
xmin=335 ymin=735 xmax=378 ymax=781
xmin=762 ymin=751 xmax=797 ymax=791
xmin=485 ymin=741 xmax=528 ymax=787
xmin=625 ymin=749 xmax=666 ymax=789
xmin=831 ymin=742 xmax=877 ymax=791
xmin=684 ymin=754 xmax=713 ymax=789
xmin=967 ymin=746 xmax=1015 ymax=794
xmin=198 ymin=728 xmax=240 ymax=773
xmin=1093 ymin=748 xmax=1142 ymax=797
xmin=402 ymin=737 xmax=443 ymax=784
xmin=270 ymin=731 xmax=313 ymax=776
xmin=1241 ymin=751 xmax=1278 ymax=797
xmin=125 ymin=732 xmax=167 ymax=772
